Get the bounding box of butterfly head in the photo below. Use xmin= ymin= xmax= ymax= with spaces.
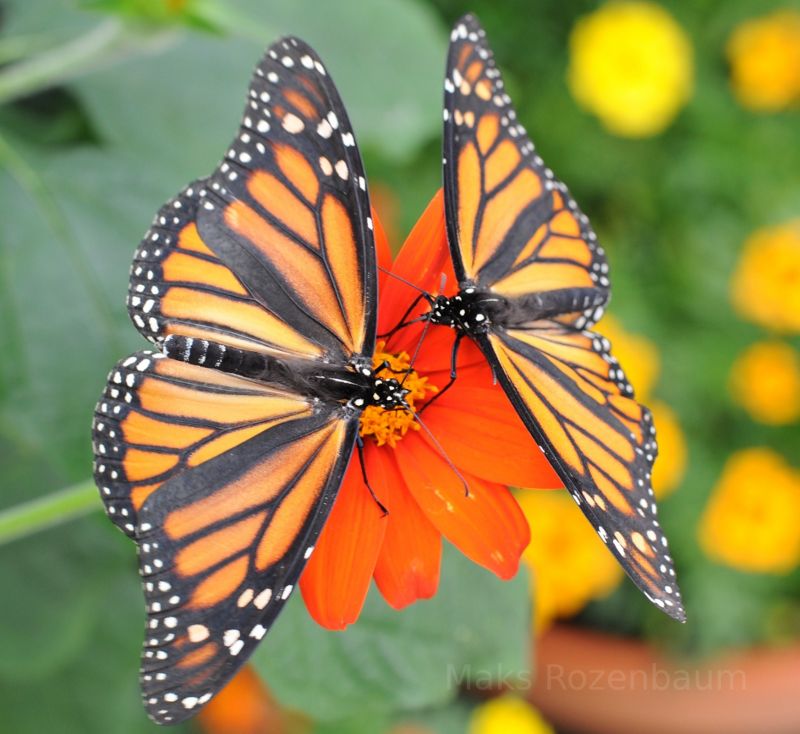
xmin=368 ymin=375 xmax=410 ymax=410
xmin=428 ymin=287 xmax=502 ymax=336
xmin=429 ymin=294 xmax=456 ymax=326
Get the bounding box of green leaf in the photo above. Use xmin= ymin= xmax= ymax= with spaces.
xmin=0 ymin=513 xmax=139 ymax=680
xmin=72 ymin=0 xmax=445 ymax=170
xmin=393 ymin=701 xmax=474 ymax=734
xmin=0 ymin=531 xmax=191 ymax=734
xmin=0 ymin=142 xmax=170 ymax=482
xmin=1 ymin=0 xmax=95 ymax=43
xmin=253 ymin=545 xmax=531 ymax=722
xmin=0 ymin=520 xmax=106 ymax=681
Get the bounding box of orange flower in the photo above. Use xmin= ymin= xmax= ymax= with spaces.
xmin=299 ymin=191 xmax=562 ymax=628
xmin=727 ymin=10 xmax=800 ymax=112
xmin=198 ymin=667 xmax=287 ymax=734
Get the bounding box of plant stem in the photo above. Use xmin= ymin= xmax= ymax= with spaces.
xmin=0 ymin=480 xmax=98 ymax=547
xmin=0 ymin=18 xmax=177 ymax=107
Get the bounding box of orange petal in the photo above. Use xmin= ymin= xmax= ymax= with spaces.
xmin=392 ymin=319 xmax=562 ymax=489
xmin=370 ymin=446 xmax=442 ymax=608
xmin=197 ymin=666 xmax=281 ymax=734
xmin=378 ymin=189 xmax=456 ymax=349
xmin=396 ymin=432 xmax=530 ymax=579
xmin=299 ymin=457 xmax=387 ymax=629
xmin=420 ymin=381 xmax=562 ymax=489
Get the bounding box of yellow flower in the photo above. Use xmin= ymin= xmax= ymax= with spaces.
xmin=567 ymin=1 xmax=693 ymax=137
xmin=469 ymin=696 xmax=554 ymax=734
xmin=600 ymin=315 xmax=661 ymax=400
xmin=727 ymin=10 xmax=800 ymax=112
xmin=730 ymin=220 xmax=800 ymax=333
xmin=730 ymin=341 xmax=800 ymax=425
xmin=699 ymin=448 xmax=800 ymax=574
xmin=518 ymin=492 xmax=623 ymax=631
xmin=651 ymin=400 xmax=688 ymax=497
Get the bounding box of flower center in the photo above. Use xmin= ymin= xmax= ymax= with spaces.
xmin=359 ymin=341 xmax=438 ymax=448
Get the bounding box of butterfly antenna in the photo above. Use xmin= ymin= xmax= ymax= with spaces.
xmin=378 ymin=266 xmax=436 ymax=300
xmin=411 ymin=410 xmax=471 ymax=497
xmin=401 ymin=314 xmax=434 ymax=388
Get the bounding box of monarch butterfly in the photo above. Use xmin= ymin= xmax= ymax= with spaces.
xmin=423 ymin=15 xmax=685 ymax=620
xmin=92 ymin=37 xmax=406 ymax=724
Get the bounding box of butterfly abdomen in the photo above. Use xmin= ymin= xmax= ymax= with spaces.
xmin=161 ymin=334 xmax=298 ymax=385
xmin=498 ymin=288 xmax=609 ymax=327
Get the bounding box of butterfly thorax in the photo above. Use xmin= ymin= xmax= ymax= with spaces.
xmin=428 ymin=286 xmax=506 ymax=336
xmin=306 ymin=367 xmax=409 ymax=412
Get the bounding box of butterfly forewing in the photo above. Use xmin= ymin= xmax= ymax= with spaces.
xmin=128 ymin=182 xmax=325 ymax=360
xmin=196 ymin=37 xmax=376 ymax=361
xmin=442 ymin=15 xmax=684 ymax=621
xmin=443 ymin=14 xmax=608 ymax=330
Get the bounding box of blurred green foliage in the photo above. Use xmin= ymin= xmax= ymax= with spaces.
xmin=1 ymin=0 xmax=800 ymax=732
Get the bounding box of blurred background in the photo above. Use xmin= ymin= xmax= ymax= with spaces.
xmin=1 ymin=0 xmax=799 ymax=732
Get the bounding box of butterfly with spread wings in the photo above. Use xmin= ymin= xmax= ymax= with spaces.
xmin=421 ymin=15 xmax=685 ymax=620
xmin=91 ymin=38 xmax=407 ymax=724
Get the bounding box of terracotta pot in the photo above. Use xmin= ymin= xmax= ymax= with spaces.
xmin=528 ymin=625 xmax=800 ymax=734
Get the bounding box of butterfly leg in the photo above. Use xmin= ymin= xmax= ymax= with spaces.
xmin=418 ymin=332 xmax=464 ymax=414
xmin=356 ymin=435 xmax=389 ymax=516
xmin=375 ymin=359 xmax=408 ymax=376
xmin=377 ymin=293 xmax=428 ymax=340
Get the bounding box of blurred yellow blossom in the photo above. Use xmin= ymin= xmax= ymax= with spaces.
xmin=699 ymin=448 xmax=800 ymax=573
xmin=518 ymin=492 xmax=623 ymax=630
xmin=601 ymin=315 xmax=661 ymax=400
xmin=568 ymin=1 xmax=693 ymax=137
xmin=651 ymin=400 xmax=688 ymax=497
xmin=469 ymin=696 xmax=554 ymax=734
xmin=730 ymin=220 xmax=800 ymax=332
xmin=730 ymin=341 xmax=800 ymax=425
xmin=727 ymin=10 xmax=800 ymax=111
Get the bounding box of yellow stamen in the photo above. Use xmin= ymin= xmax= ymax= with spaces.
xmin=359 ymin=341 xmax=438 ymax=448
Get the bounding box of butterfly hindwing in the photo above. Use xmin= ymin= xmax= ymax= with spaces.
xmin=197 ymin=36 xmax=377 ymax=361
xmin=481 ymin=325 xmax=683 ymax=618
xmin=92 ymin=351 xmax=316 ymax=537
xmin=137 ymin=408 xmax=354 ymax=724
xmin=443 ymin=14 xmax=608 ymax=330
